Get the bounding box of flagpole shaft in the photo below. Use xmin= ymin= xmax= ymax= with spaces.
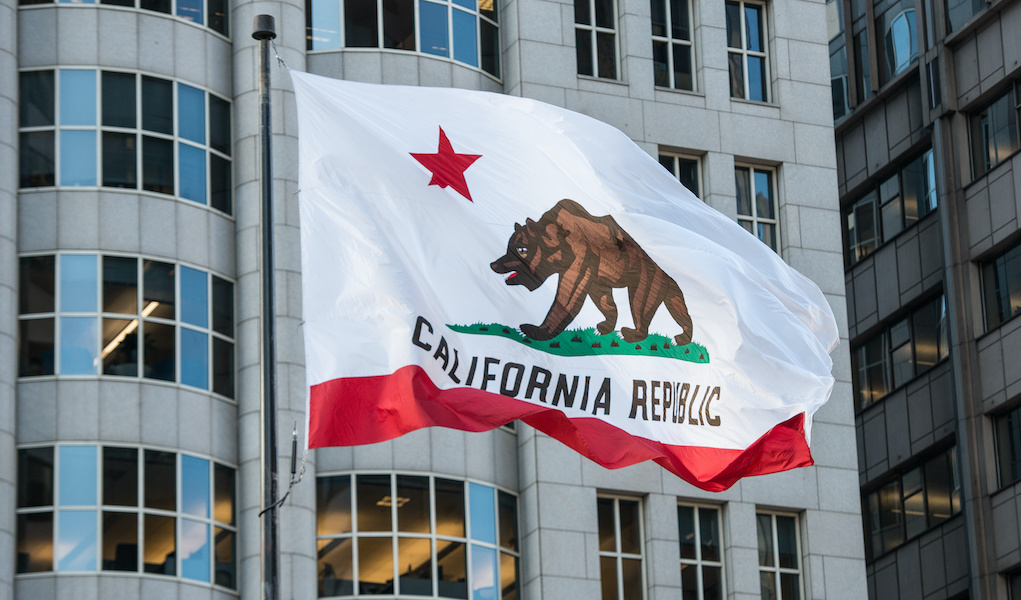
xmin=252 ymin=14 xmax=279 ymax=600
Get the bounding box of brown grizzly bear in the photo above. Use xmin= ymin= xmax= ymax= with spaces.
xmin=491 ymin=199 xmax=694 ymax=345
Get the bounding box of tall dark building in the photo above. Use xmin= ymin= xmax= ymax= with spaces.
xmin=830 ymin=0 xmax=1021 ymax=595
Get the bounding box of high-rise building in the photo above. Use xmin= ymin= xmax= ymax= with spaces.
xmin=829 ymin=0 xmax=1021 ymax=595
xmin=1 ymin=0 xmax=867 ymax=597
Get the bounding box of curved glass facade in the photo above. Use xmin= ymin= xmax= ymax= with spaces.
xmin=17 ymin=0 xmax=229 ymax=36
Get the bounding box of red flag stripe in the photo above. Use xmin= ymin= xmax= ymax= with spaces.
xmin=308 ymin=365 xmax=813 ymax=492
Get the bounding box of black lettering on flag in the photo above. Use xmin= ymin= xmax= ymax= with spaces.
xmin=705 ymin=387 xmax=721 ymax=426
xmin=481 ymin=358 xmax=499 ymax=391
xmin=663 ymin=382 xmax=673 ymax=423
xmin=688 ymin=385 xmax=700 ymax=425
xmin=465 ymin=356 xmax=478 ymax=386
xmin=412 ymin=316 xmax=433 ymax=351
xmin=592 ymin=379 xmax=611 ymax=415
xmin=552 ymin=375 xmax=578 ymax=408
xmin=579 ymin=376 xmax=591 ymax=412
xmin=651 ymin=381 xmax=661 ymax=422
xmin=630 ymin=381 xmax=648 ymax=420
xmin=525 ymin=367 xmax=551 ymax=403
xmin=501 ymin=363 xmax=525 ymax=397
xmin=447 ymin=349 xmax=461 ymax=383
xmin=677 ymin=383 xmax=689 ymax=424
xmin=433 ymin=337 xmax=450 ymax=370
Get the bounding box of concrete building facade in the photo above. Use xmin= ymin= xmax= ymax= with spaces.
xmin=829 ymin=0 xmax=1021 ymax=595
xmin=2 ymin=0 xmax=867 ymax=596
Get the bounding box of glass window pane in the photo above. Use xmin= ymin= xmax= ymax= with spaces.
xmin=142 ymin=260 xmax=175 ymax=319
xmin=319 ymin=538 xmax=354 ymax=596
xmin=598 ymin=497 xmax=615 ymax=552
xmin=437 ymin=541 xmax=468 ymax=599
xmin=471 ymin=544 xmax=498 ymax=600
xmin=725 ymin=1 xmax=741 ymax=47
xmin=208 ymin=0 xmax=228 ymax=34
xmin=744 ymin=5 xmax=763 ymax=51
xmin=20 ymin=70 xmax=55 ymax=127
xmin=780 ymin=572 xmax=800 ymax=600
xmin=142 ymin=77 xmax=173 ymax=134
xmin=57 ymin=510 xmax=98 ymax=571
xmin=102 ymin=511 xmax=138 ymax=571
xmin=677 ymin=505 xmax=695 ymax=559
xmin=759 ymin=222 xmax=777 ymax=250
xmin=16 ymin=512 xmax=53 ymax=573
xmin=345 ymin=0 xmax=379 ymax=47
xmin=141 ymin=0 xmax=171 ymax=13
xmin=596 ymin=31 xmax=616 ymax=79
xmin=736 ymin=167 xmax=752 ymax=216
xmin=214 ymin=464 xmax=236 ymax=525
xmin=397 ymin=475 xmax=430 ymax=533
xmin=214 ymin=527 xmax=236 ymax=588
xmin=178 ymin=143 xmax=207 ymax=204
xmin=673 ymin=44 xmax=693 ymax=91
xmin=177 ymin=0 xmax=203 ymax=24
xmin=618 ymin=499 xmax=640 ymax=554
xmin=210 ymin=154 xmax=232 ymax=214
xmin=60 ymin=129 xmax=98 ymax=187
xmin=436 ymin=478 xmax=465 ymax=537
xmin=357 ymin=537 xmax=394 ymax=594
xmin=761 ymin=571 xmax=777 ymax=600
xmin=680 ymin=562 xmax=698 ymax=599
xmin=309 ymin=0 xmax=342 ymax=49
xmin=420 ymin=1 xmax=450 ymax=57
xmin=103 ymin=256 xmax=137 ymax=315
xmin=177 ymin=84 xmax=205 ymax=144
xmin=699 ymin=508 xmax=720 ymax=562
xmin=20 ymin=255 xmax=55 ymax=314
xmin=181 ymin=455 xmax=210 ymax=518
xmin=102 ymin=318 xmax=138 ymax=376
xmin=357 ymin=474 xmax=393 ymax=532
xmin=20 ymin=131 xmax=55 ymax=187
xmin=756 ymin=513 xmax=774 ymax=566
xmin=18 ymin=447 xmax=54 ymax=507
xmin=318 ymin=475 xmax=352 ymax=535
xmin=480 ymin=0 xmax=496 ymax=20
xmin=480 ymin=20 xmax=499 ymax=77
xmin=600 ymin=556 xmax=618 ymax=600
xmin=925 ymin=453 xmax=953 ymax=522
xmin=703 ymin=565 xmax=723 ymax=600
xmin=179 ymin=267 xmax=208 ymax=327
xmin=594 ymin=0 xmax=613 ymax=28
xmin=209 ymin=95 xmax=231 ymax=155
xmin=102 ymin=71 xmax=136 ymax=128
xmin=60 ymin=70 xmax=97 ymax=126
xmin=500 ymin=552 xmax=518 ymax=600
xmin=142 ymin=321 xmax=175 ymax=381
xmin=103 ymin=447 xmax=138 ymax=506
xmin=384 ymin=0 xmax=416 ymax=49
xmin=653 ymin=41 xmax=670 ymax=87
xmin=621 ymin=557 xmax=642 ymax=600
xmin=212 ymin=338 xmax=235 ymax=398
xmin=144 ymin=450 xmax=176 ymax=511
xmin=469 ymin=482 xmax=496 ymax=544
xmin=181 ymin=519 xmax=210 ymax=581
xmin=142 ymin=136 xmax=174 ymax=194
xmin=452 ymin=9 xmax=479 ymax=67
xmin=211 ymin=276 xmax=233 ymax=336
xmin=498 ymin=491 xmax=518 ymax=552
xmin=747 ymin=55 xmax=767 ymax=101
xmin=754 ymin=170 xmax=773 ymax=218
xmin=60 ymin=254 xmax=98 ymax=313
xmin=143 ymin=514 xmax=176 ymax=575
xmin=399 ymin=537 xmax=433 ymax=595
xmin=19 ymin=318 xmax=55 ymax=376
xmin=575 ymin=0 xmax=591 ymax=25
xmin=651 ymin=0 xmax=666 ymax=36
xmin=102 ymin=132 xmax=137 ymax=189
xmin=671 ymin=0 xmax=689 ymax=38
xmin=60 ymin=316 xmax=98 ymax=375
xmin=576 ymin=29 xmax=594 ymax=76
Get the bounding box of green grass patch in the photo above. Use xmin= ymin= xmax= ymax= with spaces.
xmin=447 ymin=323 xmax=709 ymax=363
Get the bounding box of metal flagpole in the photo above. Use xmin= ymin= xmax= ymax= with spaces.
xmin=252 ymin=14 xmax=280 ymax=600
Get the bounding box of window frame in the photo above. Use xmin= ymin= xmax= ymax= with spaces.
xmin=574 ymin=0 xmax=621 ymax=80
xmin=982 ymin=240 xmax=1021 ymax=332
xmin=756 ymin=511 xmax=803 ymax=600
xmin=17 ymin=0 xmax=229 ymax=36
xmin=726 ymin=0 xmax=770 ymax=102
xmin=315 ymin=471 xmax=521 ymax=599
xmin=659 ymin=152 xmax=702 ymax=199
xmin=677 ymin=503 xmax=724 ymax=600
xmin=651 ymin=0 xmax=696 ymax=91
xmin=15 ymin=443 xmax=237 ymax=588
xmin=734 ymin=163 xmax=780 ymax=252
xmin=597 ymin=494 xmax=646 ymax=600
xmin=970 ymin=84 xmax=1020 ymax=180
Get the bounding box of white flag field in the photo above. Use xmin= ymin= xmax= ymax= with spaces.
xmin=292 ymin=70 xmax=839 ymax=491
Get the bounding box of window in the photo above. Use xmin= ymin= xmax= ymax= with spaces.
xmin=306 ymin=0 xmax=500 ymax=78
xmin=875 ymin=0 xmax=917 ymax=86
xmin=845 ymin=148 xmax=936 ymax=264
xmin=17 ymin=253 xmax=236 ymax=399
xmin=971 ymin=86 xmax=1019 ymax=179
xmin=659 ymin=153 xmax=701 ymax=198
xmin=575 ymin=0 xmax=618 ymax=79
xmin=598 ymin=496 xmax=644 ymax=600
xmin=982 ymin=241 xmax=1021 ymax=330
xmin=15 ymin=445 xmax=237 ymax=588
xmin=756 ymin=513 xmax=801 ymax=600
xmin=735 ymin=165 xmax=778 ymax=251
xmin=995 ymin=405 xmax=1021 ymax=488
xmin=18 ymin=69 xmax=233 ymax=215
xmin=944 ymin=0 xmax=985 ymax=33
xmin=316 ymin=473 xmax=519 ymax=598
xmin=828 ymin=0 xmax=850 ymax=121
xmin=862 ymin=447 xmax=960 ymax=560
xmin=852 ymin=294 xmax=949 ymax=408
xmin=678 ymin=504 xmax=723 ymax=600
xmin=852 ymin=29 xmax=872 ymax=103
xmin=18 ymin=0 xmax=228 ymax=35
xmin=726 ymin=0 xmax=768 ymax=102
xmin=651 ymin=0 xmax=694 ymax=90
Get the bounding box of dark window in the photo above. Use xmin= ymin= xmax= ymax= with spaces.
xmin=971 ymin=87 xmax=1019 ymax=178
xmin=735 ymin=165 xmax=777 ymax=251
xmin=651 ymin=0 xmax=694 ymax=91
xmin=757 ymin=513 xmax=801 ymax=600
xmin=576 ymin=0 xmax=617 ymax=79
xmin=345 ymin=0 xmax=379 ymax=46
xmin=598 ymin=496 xmax=643 ymax=600
xmin=20 ymin=131 xmax=55 ymax=188
xmin=102 ymin=132 xmax=138 ymax=189
xmin=659 ymin=153 xmax=701 ymax=199
xmin=982 ymin=241 xmax=1021 ymax=330
xmin=20 ymin=70 xmax=54 ymax=128
xmin=944 ymin=0 xmax=984 ymax=33
xmin=142 ymin=77 xmax=173 ymax=134
xmin=102 ymin=71 xmax=137 ymax=128
xmin=726 ymin=0 xmax=768 ymax=101
xmin=208 ymin=0 xmax=229 ymax=34
xmin=875 ymin=0 xmax=917 ymax=86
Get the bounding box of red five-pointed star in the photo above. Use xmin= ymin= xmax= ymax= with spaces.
xmin=410 ymin=127 xmax=482 ymax=202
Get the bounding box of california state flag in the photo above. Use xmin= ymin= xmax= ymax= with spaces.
xmin=292 ymin=70 xmax=839 ymax=491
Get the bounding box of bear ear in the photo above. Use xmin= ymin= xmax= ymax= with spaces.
xmin=526 ymin=217 xmax=536 ymax=226
xmin=514 ymin=222 xmax=523 ymax=232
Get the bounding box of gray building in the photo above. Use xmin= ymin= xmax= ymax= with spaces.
xmin=1 ymin=0 xmax=866 ymax=597
xmin=829 ymin=0 xmax=1021 ymax=595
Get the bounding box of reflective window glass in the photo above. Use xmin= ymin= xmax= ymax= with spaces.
xmin=178 ymin=84 xmax=205 ymax=144
xmin=19 ymin=131 xmax=55 ymax=187
xmin=60 ymin=130 xmax=98 ymax=186
xmin=20 ymin=70 xmax=54 ymax=127
xmin=102 ymin=71 xmax=136 ymax=128
xmin=318 ymin=538 xmax=354 ymax=596
xmin=60 ymin=316 xmax=98 ymax=375
xmin=177 ymin=0 xmax=203 ymax=24
xmin=18 ymin=447 xmax=54 ymax=507
xmin=181 ymin=328 xmax=209 ymax=389
xmin=345 ymin=0 xmax=378 ymax=46
xmin=357 ymin=475 xmax=393 ymax=532
xmin=308 ymin=0 xmax=342 ymax=50
xmin=453 ymin=9 xmax=479 ymax=67
xmin=16 ymin=512 xmax=53 ymax=573
xmin=214 ymin=527 xmax=236 ymax=588
xmin=18 ymin=318 xmax=54 ymax=376
xmin=102 ymin=132 xmax=138 ymax=189
xmin=208 ymin=0 xmax=228 ymax=34
xmin=145 ymin=450 xmax=176 ymax=511
xmin=60 ymin=70 xmax=97 ymax=127
xmin=397 ymin=476 xmax=430 ymax=533
xmin=436 ymin=478 xmax=465 ymax=537
xmin=210 ymin=155 xmax=232 ymax=214
xmin=471 ymin=545 xmax=497 ymax=599
xmin=142 ymin=77 xmax=173 ymax=134
xmin=144 ymin=514 xmax=176 ymax=574
xmin=143 ymin=260 xmax=175 ymax=319
xmin=180 ymin=267 xmax=208 ymax=327
xmin=398 ymin=537 xmax=433 ymax=594
xmin=61 ymin=446 xmax=99 ymax=506
xmin=358 ymin=537 xmax=393 ymax=593
xmin=20 ymin=255 xmax=55 ymax=314
xmin=215 ymin=463 xmax=236 ymax=525
xmin=209 ymin=95 xmax=231 ymax=155
xmin=142 ymin=136 xmax=174 ymax=194
xmin=178 ymin=143 xmax=207 ymax=204
xmin=383 ymin=0 xmax=416 ymax=49
xmin=469 ymin=482 xmax=496 ymax=544
xmin=181 ymin=455 xmax=210 ymax=518
xmin=181 ymin=519 xmax=210 ymax=581
xmin=57 ymin=510 xmax=98 ymax=571
xmin=498 ymin=491 xmax=518 ymax=552
xmin=421 ymin=1 xmax=450 ymax=57
xmin=103 ymin=447 xmax=138 ymax=507
xmin=437 ymin=541 xmax=468 ymax=598
xmin=212 ymin=337 xmax=235 ymax=397
xmin=102 ymin=318 xmax=138 ymax=376
xmin=102 ymin=511 xmax=138 ymax=571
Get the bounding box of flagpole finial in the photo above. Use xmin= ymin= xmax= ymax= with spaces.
xmin=252 ymin=14 xmax=277 ymax=40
